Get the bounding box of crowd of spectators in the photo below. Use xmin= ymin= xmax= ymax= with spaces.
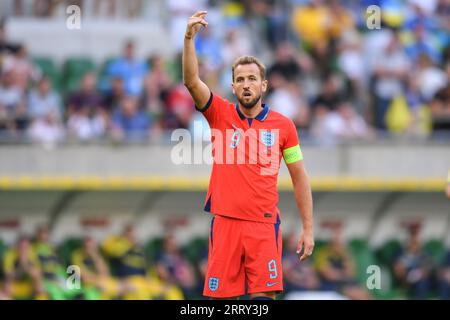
xmin=1 ymin=220 xmax=449 ymax=300
xmin=0 ymin=0 xmax=449 ymax=146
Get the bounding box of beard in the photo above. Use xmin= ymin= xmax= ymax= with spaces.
xmin=237 ymin=93 xmax=262 ymax=109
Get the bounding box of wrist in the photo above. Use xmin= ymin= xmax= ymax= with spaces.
xmin=185 ymin=34 xmax=193 ymax=40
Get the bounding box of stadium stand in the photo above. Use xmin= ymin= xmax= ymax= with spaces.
xmin=0 ymin=0 xmax=449 ymax=300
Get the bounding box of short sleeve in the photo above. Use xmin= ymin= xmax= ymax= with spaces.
xmin=282 ymin=120 xmax=303 ymax=164
xmin=195 ymin=92 xmax=229 ymax=128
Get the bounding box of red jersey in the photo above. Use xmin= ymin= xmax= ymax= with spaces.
xmin=198 ymin=93 xmax=302 ymax=224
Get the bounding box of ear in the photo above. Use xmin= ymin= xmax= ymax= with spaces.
xmin=231 ymin=83 xmax=236 ymax=96
xmin=262 ymin=79 xmax=268 ymax=93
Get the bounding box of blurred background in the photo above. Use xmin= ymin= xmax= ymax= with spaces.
xmin=0 ymin=0 xmax=449 ymax=300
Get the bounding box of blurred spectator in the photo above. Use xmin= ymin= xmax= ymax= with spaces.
xmin=430 ymin=81 xmax=450 ymax=132
xmin=373 ymin=32 xmax=410 ymax=129
xmin=106 ymin=40 xmax=148 ymax=97
xmin=28 ymin=111 xmax=64 ymax=147
xmin=400 ymin=75 xmax=432 ymax=137
xmin=2 ymin=44 xmax=40 ymax=93
xmin=222 ymin=27 xmax=252 ymax=67
xmin=415 ymin=54 xmax=448 ymax=102
xmin=28 ymin=77 xmax=62 ymax=120
xmin=438 ymin=250 xmax=450 ymax=299
xmin=291 ymin=0 xmax=330 ymax=49
xmin=314 ymin=221 xmax=371 ymax=300
xmin=291 ymin=0 xmax=333 ymax=74
xmin=66 ymin=72 xmax=104 ymax=116
xmin=103 ymin=76 xmax=126 ymax=112
xmin=405 ymin=23 xmax=442 ymax=66
xmin=0 ymin=70 xmax=24 ymax=113
xmin=111 ymin=95 xmax=152 ymax=141
xmin=155 ymin=233 xmax=198 ymax=299
xmin=312 ymin=73 xmax=343 ymax=112
xmin=268 ymin=42 xmax=311 ymax=83
xmin=101 ymin=224 xmax=149 ymax=299
xmin=32 ymin=225 xmax=70 ymax=300
xmin=0 ymin=20 xmax=19 ymax=54
xmin=0 ymin=70 xmax=27 ymax=134
xmin=311 ymin=101 xmax=371 ymax=144
xmin=282 ymin=232 xmax=323 ymax=292
xmin=2 ymin=236 xmax=46 ymax=299
xmin=393 ymin=223 xmax=433 ymax=299
xmin=71 ymin=236 xmax=121 ymax=299
xmin=337 ymin=30 xmax=366 ymax=101
xmin=93 ymin=0 xmax=117 ymax=18
xmin=167 ymin=0 xmax=208 ymax=53
xmin=67 ymin=106 xmax=107 ymax=142
xmin=195 ymin=25 xmax=223 ymax=86
xmin=267 ymin=72 xmax=310 ymax=128
xmin=30 ymin=0 xmax=64 ymax=17
xmin=141 ymin=55 xmax=172 ymax=123
xmin=327 ymin=0 xmax=355 ymax=41
xmin=102 ymin=225 xmax=183 ymax=299
xmin=164 ymin=84 xmax=195 ymax=130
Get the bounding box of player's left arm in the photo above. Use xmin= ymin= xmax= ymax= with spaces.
xmin=286 ymin=160 xmax=314 ymax=261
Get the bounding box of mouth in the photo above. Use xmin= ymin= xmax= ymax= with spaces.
xmin=243 ymin=92 xmax=252 ymax=97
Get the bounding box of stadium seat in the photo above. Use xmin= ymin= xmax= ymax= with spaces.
xmin=145 ymin=237 xmax=164 ymax=263
xmin=57 ymin=238 xmax=83 ymax=267
xmin=423 ymin=239 xmax=446 ymax=265
xmin=0 ymin=240 xmax=6 ymax=278
xmin=183 ymin=237 xmax=208 ymax=264
xmin=375 ymin=239 xmax=402 ymax=267
xmin=349 ymin=238 xmax=377 ymax=283
xmin=62 ymin=57 xmax=96 ymax=92
xmin=32 ymin=57 xmax=61 ymax=90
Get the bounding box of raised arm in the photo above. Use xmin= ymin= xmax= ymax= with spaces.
xmin=286 ymin=160 xmax=314 ymax=261
xmin=182 ymin=11 xmax=211 ymax=110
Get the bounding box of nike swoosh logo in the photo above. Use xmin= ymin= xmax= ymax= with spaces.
xmin=266 ymin=281 xmax=279 ymax=287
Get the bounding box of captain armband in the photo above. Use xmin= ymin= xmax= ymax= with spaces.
xmin=282 ymin=144 xmax=303 ymax=164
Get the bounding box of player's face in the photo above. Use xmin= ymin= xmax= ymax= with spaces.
xmin=232 ymin=63 xmax=268 ymax=109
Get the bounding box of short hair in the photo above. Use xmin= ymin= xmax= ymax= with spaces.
xmin=231 ymin=55 xmax=266 ymax=82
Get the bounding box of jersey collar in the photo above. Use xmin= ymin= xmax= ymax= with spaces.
xmin=235 ymin=103 xmax=270 ymax=122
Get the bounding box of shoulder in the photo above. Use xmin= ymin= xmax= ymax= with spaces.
xmin=268 ymin=109 xmax=297 ymax=129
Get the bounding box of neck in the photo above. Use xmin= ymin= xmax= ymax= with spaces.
xmin=238 ymin=101 xmax=263 ymax=119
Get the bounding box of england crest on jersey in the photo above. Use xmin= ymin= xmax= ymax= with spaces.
xmin=260 ymin=130 xmax=275 ymax=147
xmin=209 ymin=277 xmax=219 ymax=291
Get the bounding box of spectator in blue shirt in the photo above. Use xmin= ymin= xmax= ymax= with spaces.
xmin=111 ymin=95 xmax=151 ymax=141
xmin=107 ymin=40 xmax=148 ymax=97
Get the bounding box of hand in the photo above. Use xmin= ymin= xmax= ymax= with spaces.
xmin=296 ymin=230 xmax=314 ymax=261
xmin=185 ymin=11 xmax=208 ymax=39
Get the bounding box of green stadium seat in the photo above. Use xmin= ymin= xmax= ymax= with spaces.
xmin=32 ymin=57 xmax=61 ymax=90
xmin=165 ymin=59 xmax=181 ymax=83
xmin=423 ymin=239 xmax=446 ymax=265
xmin=375 ymin=239 xmax=402 ymax=267
xmin=0 ymin=239 xmax=6 ymax=278
xmin=62 ymin=57 xmax=96 ymax=92
xmin=57 ymin=237 xmax=83 ymax=267
xmin=349 ymin=239 xmax=406 ymax=299
xmin=183 ymin=237 xmax=208 ymax=264
xmin=349 ymin=238 xmax=377 ymax=284
xmin=145 ymin=237 xmax=164 ymax=263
